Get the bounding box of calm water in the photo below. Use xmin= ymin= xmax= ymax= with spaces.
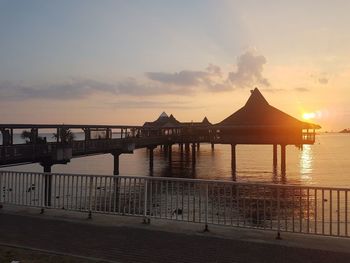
xmin=2 ymin=133 xmax=350 ymax=188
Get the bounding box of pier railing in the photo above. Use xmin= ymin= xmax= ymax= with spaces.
xmin=0 ymin=170 xmax=349 ymax=238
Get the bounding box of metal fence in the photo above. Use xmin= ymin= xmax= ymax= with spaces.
xmin=0 ymin=170 xmax=349 ymax=237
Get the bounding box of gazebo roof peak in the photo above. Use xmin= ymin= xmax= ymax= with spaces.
xmin=159 ymin=111 xmax=168 ymax=118
xmin=245 ymin=87 xmax=269 ymax=107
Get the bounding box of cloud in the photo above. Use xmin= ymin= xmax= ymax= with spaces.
xmin=0 ymin=51 xmax=270 ymax=101
xmin=108 ymin=100 xmax=200 ymax=109
xmin=294 ymin=87 xmax=310 ymax=92
xmin=0 ymin=79 xmax=117 ymax=101
xmin=318 ymin=78 xmax=328 ymax=85
xmin=145 ymin=70 xmax=210 ymax=86
xmin=227 ymin=51 xmax=270 ymax=88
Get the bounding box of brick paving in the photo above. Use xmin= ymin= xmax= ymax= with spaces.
xmin=0 ymin=213 xmax=349 ymax=263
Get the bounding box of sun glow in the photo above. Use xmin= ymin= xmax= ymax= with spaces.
xmin=302 ymin=112 xmax=316 ymax=120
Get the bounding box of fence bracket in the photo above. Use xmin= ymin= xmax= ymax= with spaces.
xmin=275 ymin=231 xmax=282 ymax=240
xmin=143 ymin=217 xmax=150 ymax=224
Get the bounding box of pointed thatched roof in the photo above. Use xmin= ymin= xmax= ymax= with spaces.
xmin=216 ymin=88 xmax=321 ymax=129
xmin=143 ymin=112 xmax=181 ymax=128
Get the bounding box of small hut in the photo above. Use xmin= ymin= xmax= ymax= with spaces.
xmin=215 ymin=88 xmax=321 ymax=173
xmin=142 ymin=112 xmax=182 ymax=136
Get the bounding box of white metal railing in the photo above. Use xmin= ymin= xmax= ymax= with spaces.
xmin=0 ymin=170 xmax=349 ymax=238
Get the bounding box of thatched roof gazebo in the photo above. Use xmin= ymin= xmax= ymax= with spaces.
xmin=215 ymin=88 xmax=321 ymax=173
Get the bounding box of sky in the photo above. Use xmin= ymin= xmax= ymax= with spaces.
xmin=0 ymin=0 xmax=349 ymax=131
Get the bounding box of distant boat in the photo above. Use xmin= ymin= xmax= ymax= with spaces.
xmin=339 ymin=128 xmax=350 ymax=133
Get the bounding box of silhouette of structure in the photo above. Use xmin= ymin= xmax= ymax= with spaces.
xmin=0 ymin=88 xmax=320 ymax=178
xmin=215 ymin=88 xmax=321 ymax=173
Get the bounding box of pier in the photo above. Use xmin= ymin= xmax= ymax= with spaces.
xmin=0 ymin=88 xmax=320 ymax=176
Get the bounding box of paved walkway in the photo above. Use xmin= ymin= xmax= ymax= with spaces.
xmin=0 ymin=207 xmax=350 ymax=263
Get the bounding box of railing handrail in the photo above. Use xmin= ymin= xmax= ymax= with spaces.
xmin=0 ymin=170 xmax=349 ymax=191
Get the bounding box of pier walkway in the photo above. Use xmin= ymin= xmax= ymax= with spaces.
xmin=1 ymin=207 xmax=350 ymax=263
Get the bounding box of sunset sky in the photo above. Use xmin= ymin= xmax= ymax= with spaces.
xmin=0 ymin=0 xmax=349 ymax=131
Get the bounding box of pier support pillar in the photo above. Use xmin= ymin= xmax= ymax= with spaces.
xmin=273 ymin=144 xmax=278 ymax=168
xmin=168 ymin=144 xmax=172 ymax=162
xmin=185 ymin=143 xmax=190 ymax=152
xmin=281 ymin=144 xmax=286 ymax=174
xmin=191 ymin=143 xmax=196 ymax=165
xmin=148 ymin=146 xmax=156 ymax=170
xmin=180 ymin=143 xmax=184 ymax=154
xmin=231 ymin=144 xmax=236 ymax=172
xmin=112 ymin=152 xmax=121 ymax=175
xmin=41 ymin=162 xmax=52 ymax=207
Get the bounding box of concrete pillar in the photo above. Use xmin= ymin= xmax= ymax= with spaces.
xmin=112 ymin=152 xmax=121 ymax=175
xmin=231 ymin=144 xmax=236 ymax=172
xmin=168 ymin=144 xmax=172 ymax=162
xmin=149 ymin=147 xmax=154 ymax=170
xmin=42 ymin=163 xmax=52 ymax=207
xmin=281 ymin=144 xmax=286 ymax=174
xmin=273 ymin=144 xmax=278 ymax=168
xmin=191 ymin=143 xmax=196 ymax=165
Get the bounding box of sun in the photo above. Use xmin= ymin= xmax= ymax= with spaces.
xmin=302 ymin=112 xmax=316 ymax=120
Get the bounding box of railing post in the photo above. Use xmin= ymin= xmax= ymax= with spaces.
xmin=204 ymin=183 xmax=209 ymax=232
xmin=88 ymin=176 xmax=93 ymax=219
xmin=276 ymin=187 xmax=282 ymax=239
xmin=143 ymin=179 xmax=150 ymax=224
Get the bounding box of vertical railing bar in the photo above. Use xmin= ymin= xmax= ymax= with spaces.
xmin=62 ymin=175 xmax=66 ymax=209
xmin=104 ymin=177 xmax=108 ymax=213
xmin=154 ymin=180 xmax=158 ymax=218
xmin=205 ymin=183 xmax=208 ymax=229
xmin=337 ymin=190 xmax=340 ymax=236
xmin=292 ymin=188 xmax=295 ymax=233
xmin=314 ymin=189 xmax=317 ymax=234
xmin=181 ymin=182 xmax=184 ymax=221
xmin=322 ymin=189 xmax=325 ymax=235
xmin=160 ymin=181 xmax=163 ymax=218
xmin=257 ymin=186 xmax=260 ymax=229
xmin=224 ymin=184 xmax=227 ymax=225
xmin=346 ymin=190 xmax=348 ymax=237
xmin=188 ymin=182 xmax=190 ymax=222
xmin=230 ymin=184 xmax=233 ymax=226
xmin=133 ymin=178 xmax=136 ymax=215
xmin=123 ymin=178 xmax=127 ymax=214
xmin=143 ymin=179 xmax=148 ymax=221
xmin=243 ymin=186 xmax=246 ymax=226
xmin=330 ymin=190 xmax=333 ymax=235
xmin=138 ymin=178 xmax=142 ymax=215
xmin=176 ymin=182 xmax=179 ymax=220
xmin=88 ymin=176 xmax=93 ymax=216
xmin=307 ymin=188 xmax=310 ymax=233
xmin=263 ymin=186 xmax=266 ymax=229
xmin=118 ymin=177 xmax=122 ymax=214
xmin=199 ymin=182 xmax=202 ymax=223
xmin=165 ymin=180 xmax=168 ymax=219
xmin=299 ymin=187 xmax=302 ymax=233
xmin=277 ymin=187 xmax=281 ymax=235
xmin=147 ymin=180 xmax=151 ymax=217
xmin=171 ymin=181 xmax=173 ymax=219
xmin=84 ymin=176 xmax=88 ymax=211
xmin=128 ymin=178 xmax=131 ymax=215
xmin=193 ymin=183 xmax=196 ymax=222
xmin=237 ymin=185 xmax=240 ymax=226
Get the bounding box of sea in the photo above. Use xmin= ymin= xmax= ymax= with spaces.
xmin=1 ymin=133 xmax=350 ymax=188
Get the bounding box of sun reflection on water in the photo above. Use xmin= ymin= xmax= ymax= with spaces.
xmin=300 ymin=144 xmax=313 ymax=182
